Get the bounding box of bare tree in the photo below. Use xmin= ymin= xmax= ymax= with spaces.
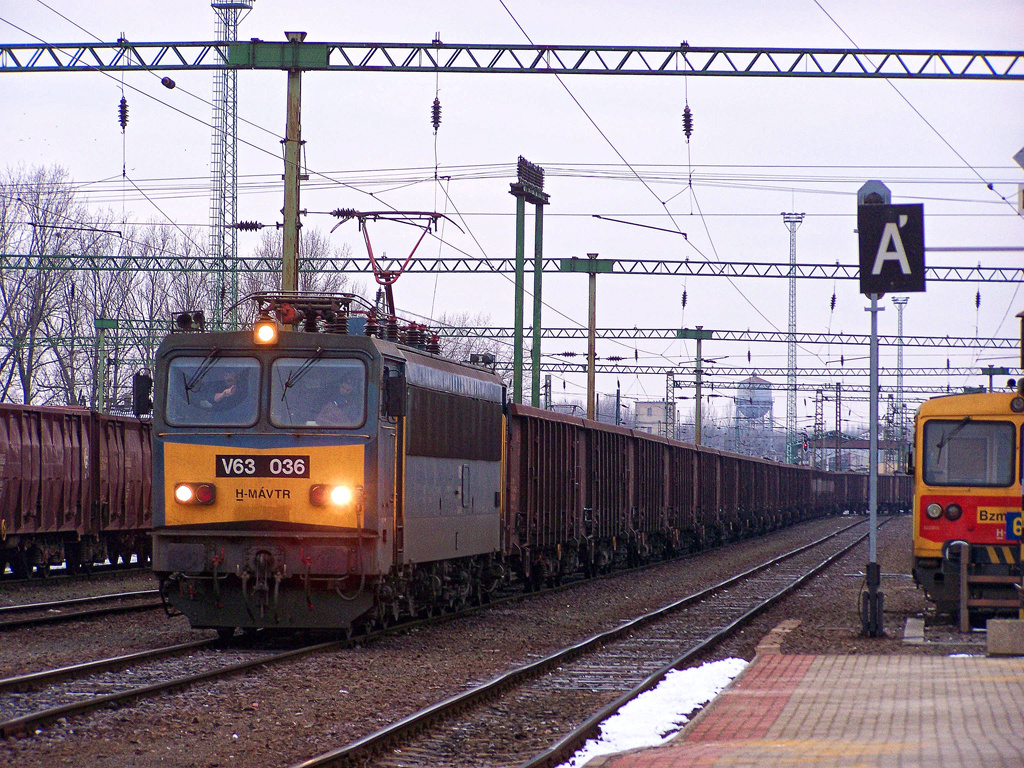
xmin=0 ymin=165 xmax=84 ymax=404
xmin=236 ymin=228 xmax=361 ymax=320
xmin=433 ymin=310 xmax=507 ymax=364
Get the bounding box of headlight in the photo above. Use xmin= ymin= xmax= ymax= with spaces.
xmin=254 ymin=315 xmax=279 ymax=345
xmin=309 ymin=484 xmax=354 ymax=507
xmin=1011 ymin=397 xmax=1024 ymax=413
xmin=330 ymin=486 xmax=353 ymax=505
xmin=174 ymin=483 xmax=216 ymax=505
xmin=925 ymin=502 xmax=943 ymax=519
xmin=945 ymin=503 xmax=963 ymax=521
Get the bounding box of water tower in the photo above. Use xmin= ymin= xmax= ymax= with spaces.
xmin=734 ymin=376 xmax=775 ymax=457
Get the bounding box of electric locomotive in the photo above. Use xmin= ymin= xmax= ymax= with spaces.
xmin=150 ymin=293 xmax=506 ymax=635
xmin=911 ymin=390 xmax=1024 ymax=616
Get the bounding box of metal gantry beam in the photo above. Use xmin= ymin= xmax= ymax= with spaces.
xmin=4 ymin=316 xmax=1015 ymax=350
xmin=439 ymin=326 xmax=1018 ymax=350
xmin=5 ymin=253 xmax=1024 ymax=283
xmin=2 ymin=41 xmax=1023 ymax=79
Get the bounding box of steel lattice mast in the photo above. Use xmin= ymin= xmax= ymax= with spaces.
xmin=210 ymin=2 xmax=252 ymax=328
xmin=891 ymin=296 xmax=910 ymax=445
xmin=782 ymin=212 xmax=805 ymax=462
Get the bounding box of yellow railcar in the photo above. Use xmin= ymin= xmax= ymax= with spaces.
xmin=912 ymin=391 xmax=1023 ymax=616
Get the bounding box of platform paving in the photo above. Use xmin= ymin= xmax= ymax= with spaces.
xmin=585 ymin=653 xmax=1024 ymax=768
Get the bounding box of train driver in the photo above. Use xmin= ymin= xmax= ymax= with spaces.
xmin=199 ymin=369 xmax=248 ymax=412
xmin=315 ymin=374 xmax=363 ymax=427
xmin=212 ymin=371 xmax=240 ymax=404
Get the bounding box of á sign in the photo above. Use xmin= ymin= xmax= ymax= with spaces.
xmin=857 ymin=203 xmax=925 ymax=295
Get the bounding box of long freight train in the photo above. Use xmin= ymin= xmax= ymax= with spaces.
xmin=145 ymin=292 xmax=910 ymax=635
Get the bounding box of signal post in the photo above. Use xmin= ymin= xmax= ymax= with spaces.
xmin=857 ymin=180 xmax=926 ymax=637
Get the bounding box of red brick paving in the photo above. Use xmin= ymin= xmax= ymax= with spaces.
xmin=585 ymin=654 xmax=1024 ymax=768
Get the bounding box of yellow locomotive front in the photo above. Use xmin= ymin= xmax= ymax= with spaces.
xmin=912 ymin=391 xmax=1024 ymax=617
xmin=151 ymin=302 xmax=403 ymax=635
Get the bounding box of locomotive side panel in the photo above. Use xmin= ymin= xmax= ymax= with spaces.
xmin=402 ymin=383 xmax=503 ymax=563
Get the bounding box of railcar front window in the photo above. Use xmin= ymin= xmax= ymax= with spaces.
xmin=270 ymin=357 xmax=367 ymax=428
xmin=923 ymin=419 xmax=1014 ymax=487
xmin=165 ymin=357 xmax=260 ymax=426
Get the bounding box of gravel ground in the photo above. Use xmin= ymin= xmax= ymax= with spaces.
xmin=0 ymin=514 xmax=974 ymax=768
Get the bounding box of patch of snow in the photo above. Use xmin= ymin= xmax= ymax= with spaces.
xmin=557 ymin=657 xmax=748 ymax=768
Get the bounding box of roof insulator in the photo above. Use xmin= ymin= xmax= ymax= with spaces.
xmin=233 ymin=221 xmax=264 ymax=231
xmin=118 ymin=96 xmax=129 ymax=131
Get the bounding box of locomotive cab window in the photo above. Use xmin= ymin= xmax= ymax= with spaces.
xmin=164 ymin=356 xmax=260 ymax=427
xmin=922 ymin=419 xmax=1014 ymax=487
xmin=270 ymin=357 xmax=367 ymax=429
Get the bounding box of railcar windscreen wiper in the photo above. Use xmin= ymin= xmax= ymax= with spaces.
xmin=934 ymin=416 xmax=971 ymax=459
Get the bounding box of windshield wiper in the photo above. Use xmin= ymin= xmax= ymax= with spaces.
xmin=935 ymin=416 xmax=971 ymax=459
xmin=280 ymin=347 xmax=324 ymax=400
xmin=182 ymin=347 xmax=221 ymax=404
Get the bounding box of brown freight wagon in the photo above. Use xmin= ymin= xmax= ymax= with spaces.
xmin=503 ymin=404 xmax=898 ymax=588
xmin=0 ymin=404 xmax=151 ymax=577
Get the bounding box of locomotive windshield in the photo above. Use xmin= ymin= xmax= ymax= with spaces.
xmin=270 ymin=357 xmax=367 ymax=428
xmin=923 ymin=418 xmax=1015 ymax=487
xmin=165 ymin=356 xmax=260 ymax=427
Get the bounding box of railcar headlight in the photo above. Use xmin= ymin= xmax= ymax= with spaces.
xmin=925 ymin=502 xmax=943 ymax=519
xmin=174 ymin=483 xmax=216 ymax=505
xmin=254 ymin=314 xmax=279 ymax=345
xmin=944 ymin=503 xmax=963 ymax=521
xmin=309 ymin=484 xmax=354 ymax=507
xmin=1011 ymin=397 xmax=1024 ymax=413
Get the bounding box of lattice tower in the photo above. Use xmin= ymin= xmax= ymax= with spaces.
xmin=782 ymin=213 xmax=805 ymax=461
xmin=813 ymin=388 xmax=824 ymax=468
xmin=834 ymin=382 xmax=842 ymax=471
xmin=892 ymin=297 xmax=910 ymax=447
xmin=665 ymin=371 xmax=676 ymax=440
xmin=210 ymin=2 xmax=252 ymax=328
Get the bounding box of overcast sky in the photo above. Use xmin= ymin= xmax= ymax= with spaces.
xmin=2 ymin=1 xmax=1023 ymax=430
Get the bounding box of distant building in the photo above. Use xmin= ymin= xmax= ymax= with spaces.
xmin=634 ymin=400 xmax=667 ymax=436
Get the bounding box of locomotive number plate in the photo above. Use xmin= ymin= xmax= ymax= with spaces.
xmin=216 ymin=455 xmax=310 ymax=478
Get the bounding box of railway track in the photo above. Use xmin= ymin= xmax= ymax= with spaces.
xmin=0 ymin=634 xmax=340 ymax=738
xmin=0 ymin=589 xmax=162 ymax=631
xmin=286 ymin=519 xmax=879 ymax=768
xmin=0 ymin=517 xmax=877 ymax=764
